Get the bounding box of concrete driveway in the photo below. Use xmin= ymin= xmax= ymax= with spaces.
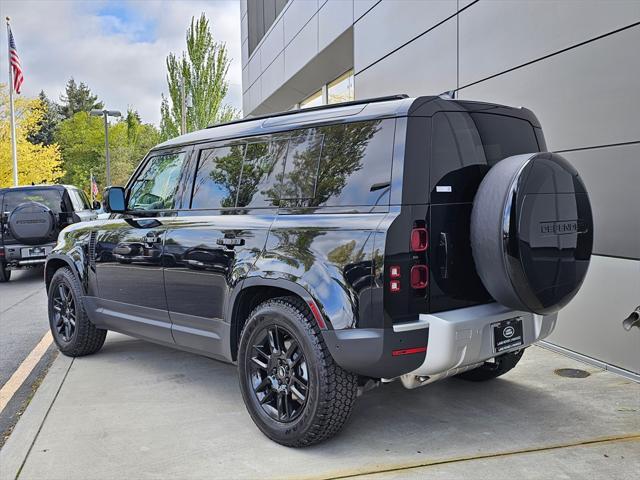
xmin=1 ymin=334 xmax=638 ymax=480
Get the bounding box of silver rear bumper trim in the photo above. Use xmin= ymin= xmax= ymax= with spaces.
xmin=405 ymin=302 xmax=557 ymax=380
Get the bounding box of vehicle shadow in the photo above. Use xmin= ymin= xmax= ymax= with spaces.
xmin=5 ymin=266 xmax=44 ymax=283
xmin=91 ymin=333 xmax=632 ymax=473
xmin=42 ymin=333 xmax=638 ymax=479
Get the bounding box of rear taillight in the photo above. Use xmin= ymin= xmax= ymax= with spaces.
xmin=411 ymin=227 xmax=428 ymax=252
xmin=387 ymin=226 xmax=430 ymax=293
xmin=410 ymin=265 xmax=428 ymax=289
xmin=411 ymin=225 xmax=428 ymax=291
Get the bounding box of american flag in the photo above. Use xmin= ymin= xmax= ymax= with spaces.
xmin=91 ymin=174 xmax=99 ymax=197
xmin=8 ymin=27 xmax=24 ymax=94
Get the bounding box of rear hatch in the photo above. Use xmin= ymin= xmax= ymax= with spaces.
xmin=382 ymin=103 xmax=546 ymax=325
xmin=1 ymin=188 xmax=68 ymax=246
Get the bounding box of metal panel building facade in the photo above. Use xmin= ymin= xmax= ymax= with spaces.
xmin=240 ymin=0 xmax=640 ymax=377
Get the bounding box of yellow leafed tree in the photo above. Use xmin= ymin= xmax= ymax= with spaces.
xmin=0 ymin=84 xmax=63 ymax=187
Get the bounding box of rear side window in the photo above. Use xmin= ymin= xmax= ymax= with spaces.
xmin=316 ymin=119 xmax=394 ymax=207
xmin=279 ymin=119 xmax=395 ymax=208
xmin=191 ymin=145 xmax=246 ymax=209
xmin=237 ymin=140 xmax=287 ymax=208
xmin=430 ymin=112 xmax=539 ymax=203
xmin=279 ymin=129 xmax=324 ymax=206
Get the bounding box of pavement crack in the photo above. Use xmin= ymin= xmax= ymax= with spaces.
xmin=15 ymin=357 xmax=74 ymax=480
xmin=1 ymin=289 xmax=43 ymax=315
xmin=319 ymin=434 xmax=640 ymax=480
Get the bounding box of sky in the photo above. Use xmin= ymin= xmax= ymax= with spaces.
xmin=0 ymin=0 xmax=242 ymax=125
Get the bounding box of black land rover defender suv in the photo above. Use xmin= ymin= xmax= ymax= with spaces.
xmin=45 ymin=95 xmax=593 ymax=446
xmin=0 ymin=184 xmax=97 ymax=282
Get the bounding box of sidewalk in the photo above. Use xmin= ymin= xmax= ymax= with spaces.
xmin=1 ymin=334 xmax=638 ymax=480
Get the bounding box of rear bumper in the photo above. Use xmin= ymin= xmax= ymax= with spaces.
xmin=2 ymin=242 xmax=55 ymax=266
xmin=323 ymin=326 xmax=429 ymax=379
xmin=323 ymin=303 xmax=557 ymax=381
xmin=406 ymin=303 xmax=557 ymax=381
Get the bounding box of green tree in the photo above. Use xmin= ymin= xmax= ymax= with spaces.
xmin=56 ymin=109 xmax=159 ymax=193
xmin=108 ymin=110 xmax=160 ymax=187
xmin=55 ymin=111 xmax=104 ymax=188
xmin=60 ymin=78 xmax=103 ymax=119
xmin=160 ymin=13 xmax=237 ymax=140
xmin=27 ymin=91 xmax=62 ymax=146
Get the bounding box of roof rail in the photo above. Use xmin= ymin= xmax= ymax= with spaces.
xmin=206 ymin=94 xmax=410 ymax=129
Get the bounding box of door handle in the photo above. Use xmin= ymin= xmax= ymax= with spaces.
xmin=217 ymin=237 xmax=245 ymax=248
xmin=622 ymin=306 xmax=640 ymax=331
xmin=439 ymin=232 xmax=449 ymax=279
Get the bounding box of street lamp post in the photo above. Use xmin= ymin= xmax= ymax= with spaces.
xmin=90 ymin=109 xmax=121 ymax=186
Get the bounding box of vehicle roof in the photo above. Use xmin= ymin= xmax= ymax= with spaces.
xmin=0 ymin=184 xmax=77 ymax=194
xmin=154 ymin=95 xmax=540 ymax=150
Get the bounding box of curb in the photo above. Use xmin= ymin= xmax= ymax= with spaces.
xmin=0 ymin=354 xmax=73 ymax=480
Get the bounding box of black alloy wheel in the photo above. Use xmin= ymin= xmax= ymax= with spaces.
xmin=238 ymin=297 xmax=358 ymax=447
xmin=51 ymin=283 xmax=76 ymax=342
xmin=249 ymin=324 xmax=308 ymax=422
xmin=48 ymin=267 xmax=107 ymax=357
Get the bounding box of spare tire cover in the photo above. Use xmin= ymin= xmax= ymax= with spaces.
xmin=8 ymin=202 xmax=56 ymax=245
xmin=471 ymin=152 xmax=593 ymax=315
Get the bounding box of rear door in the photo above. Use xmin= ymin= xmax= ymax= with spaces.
xmin=93 ymin=149 xmax=193 ymax=343
xmin=429 ymin=111 xmax=542 ymax=312
xmin=163 ymin=138 xmax=284 ymax=358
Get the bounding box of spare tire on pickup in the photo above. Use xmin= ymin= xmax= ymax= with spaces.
xmin=471 ymin=152 xmax=593 ymax=315
xmin=8 ymin=202 xmax=56 ymax=245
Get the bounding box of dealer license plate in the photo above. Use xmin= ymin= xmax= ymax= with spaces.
xmin=492 ymin=318 xmax=524 ymax=353
xmin=21 ymin=246 xmax=50 ymax=258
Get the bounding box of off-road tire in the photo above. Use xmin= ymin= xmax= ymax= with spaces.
xmin=48 ymin=267 xmax=107 ymax=356
xmin=238 ymin=296 xmax=358 ymax=447
xmin=456 ymin=349 xmax=525 ymax=382
xmin=0 ymin=262 xmax=10 ymax=282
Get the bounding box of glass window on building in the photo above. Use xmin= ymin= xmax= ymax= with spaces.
xmin=300 ymin=90 xmax=323 ymax=109
xmin=328 ymin=70 xmax=354 ymax=105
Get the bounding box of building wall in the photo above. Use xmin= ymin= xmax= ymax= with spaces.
xmin=241 ymin=0 xmax=640 ymax=375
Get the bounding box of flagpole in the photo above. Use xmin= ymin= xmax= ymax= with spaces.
xmin=6 ymin=17 xmax=18 ymax=186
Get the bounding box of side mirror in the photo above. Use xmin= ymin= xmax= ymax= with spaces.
xmin=92 ymin=200 xmax=101 ymax=210
xmin=103 ymin=187 xmax=127 ymax=213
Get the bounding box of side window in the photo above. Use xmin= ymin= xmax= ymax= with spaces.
xmin=191 ymin=144 xmax=246 ymax=209
xmin=315 ymin=119 xmax=394 ymax=207
xmin=128 ymin=152 xmax=187 ymax=210
xmin=68 ymin=189 xmax=90 ymax=211
xmin=280 ymin=128 xmax=324 ymax=206
xmin=237 ymin=139 xmax=287 ymax=208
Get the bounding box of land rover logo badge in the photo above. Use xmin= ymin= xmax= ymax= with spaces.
xmin=503 ymin=326 xmax=515 ymax=338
